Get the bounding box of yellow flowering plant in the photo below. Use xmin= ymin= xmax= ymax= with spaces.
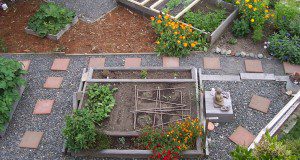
xmin=151 ymin=14 xmax=208 ymax=57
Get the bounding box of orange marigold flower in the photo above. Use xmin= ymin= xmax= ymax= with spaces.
xmin=177 ymin=40 xmax=181 ymax=44
xmin=157 ymin=20 xmax=162 ymax=24
xmin=191 ymin=43 xmax=196 ymax=48
xmin=183 ymin=43 xmax=188 ymax=47
xmin=155 ymin=41 xmax=160 ymax=44
xmin=174 ymin=31 xmax=178 ymax=35
xmin=250 ymin=18 xmax=255 ymax=23
xmin=150 ymin=17 xmax=155 ymax=21
xmin=248 ymin=4 xmax=253 ymax=9
xmin=158 ymin=15 xmax=162 ymax=19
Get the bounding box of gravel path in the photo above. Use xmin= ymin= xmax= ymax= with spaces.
xmin=0 ymin=53 xmax=290 ymax=159
xmin=47 ymin=0 xmax=117 ymax=23
xmin=203 ymin=80 xmax=290 ymax=160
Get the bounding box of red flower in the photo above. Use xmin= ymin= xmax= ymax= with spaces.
xmin=157 ymin=153 xmax=162 ymax=158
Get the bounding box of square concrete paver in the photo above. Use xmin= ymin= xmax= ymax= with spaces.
xmin=51 ymin=58 xmax=70 ymax=71
xmin=33 ymin=100 xmax=54 ymax=114
xmin=245 ymin=60 xmax=263 ymax=73
xmin=19 ymin=60 xmax=31 ymax=71
xmin=163 ymin=57 xmax=179 ymax=67
xmin=19 ymin=131 xmax=44 ymax=149
xmin=249 ymin=95 xmax=271 ymax=113
xmin=44 ymin=77 xmax=63 ymax=89
xmin=229 ymin=126 xmax=255 ymax=147
xmin=283 ymin=62 xmax=300 ymax=74
xmin=124 ymin=58 xmax=141 ymax=67
xmin=89 ymin=58 xmax=105 ymax=68
xmin=203 ymin=57 xmax=221 ymax=69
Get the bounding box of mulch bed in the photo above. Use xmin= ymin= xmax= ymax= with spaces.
xmin=0 ymin=0 xmax=156 ymax=53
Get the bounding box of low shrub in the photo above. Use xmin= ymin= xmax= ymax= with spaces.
xmin=231 ymin=19 xmax=251 ymax=37
xmin=288 ymin=15 xmax=300 ymax=36
xmin=0 ymin=58 xmax=26 ymax=131
xmin=267 ymin=30 xmax=300 ymax=64
xmin=252 ymin=25 xmax=264 ymax=42
xmin=230 ymin=146 xmax=255 ymax=160
xmin=274 ymin=2 xmax=299 ymax=31
xmin=183 ymin=9 xmax=227 ymax=33
xmin=28 ymin=2 xmax=76 ymax=37
xmin=285 ymin=139 xmax=300 ymax=158
xmin=151 ymin=14 xmax=208 ymax=57
xmin=136 ymin=117 xmax=204 ymax=159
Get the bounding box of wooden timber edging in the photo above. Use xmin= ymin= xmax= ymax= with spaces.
xmin=248 ymin=91 xmax=300 ymax=150
xmin=0 ymin=85 xmax=26 ymax=138
xmin=65 ymin=67 xmax=205 ymax=158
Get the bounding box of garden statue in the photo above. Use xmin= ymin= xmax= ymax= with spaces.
xmin=290 ymin=72 xmax=300 ymax=84
xmin=214 ymin=88 xmax=224 ymax=107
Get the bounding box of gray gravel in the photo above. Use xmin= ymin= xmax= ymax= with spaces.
xmin=47 ymin=0 xmax=117 ymax=23
xmin=203 ymin=80 xmax=290 ymax=160
xmin=0 ymin=53 xmax=290 ymax=160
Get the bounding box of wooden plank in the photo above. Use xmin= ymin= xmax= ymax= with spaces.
xmin=174 ymin=0 xmax=201 ymax=19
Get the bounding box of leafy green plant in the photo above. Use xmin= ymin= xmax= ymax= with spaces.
xmin=285 ymin=139 xmax=300 ymax=158
xmin=231 ymin=19 xmax=251 ymax=37
xmin=163 ymin=0 xmax=193 ymax=13
xmin=119 ymin=137 xmax=126 ymax=145
xmin=227 ymin=37 xmax=238 ymax=45
xmin=183 ymin=9 xmax=227 ymax=33
xmin=28 ymin=2 xmax=76 ymax=37
xmin=267 ymin=30 xmax=300 ymax=64
xmin=0 ymin=58 xmax=26 ymax=131
xmin=274 ymin=2 xmax=300 ymax=31
xmin=288 ymin=15 xmax=300 ymax=36
xmin=252 ymin=26 xmax=264 ymax=42
xmin=85 ymin=84 xmax=117 ymax=124
xmin=0 ymin=38 xmax=8 ymax=53
xmin=140 ymin=70 xmax=148 ymax=79
xmin=230 ymin=146 xmax=255 ymax=160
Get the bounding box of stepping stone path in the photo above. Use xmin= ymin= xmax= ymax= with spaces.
xmin=245 ymin=60 xmax=263 ymax=73
xmin=124 ymin=58 xmax=141 ymax=67
xmin=249 ymin=95 xmax=271 ymax=113
xmin=51 ymin=58 xmax=70 ymax=71
xmin=163 ymin=57 xmax=179 ymax=67
xmin=88 ymin=58 xmax=105 ymax=68
xmin=19 ymin=60 xmax=31 ymax=71
xmin=19 ymin=131 xmax=44 ymax=149
xmin=33 ymin=100 xmax=54 ymax=115
xmin=283 ymin=62 xmax=300 ymax=74
xmin=43 ymin=77 xmax=63 ymax=89
xmin=229 ymin=126 xmax=255 ymax=147
xmin=203 ymin=57 xmax=221 ymax=70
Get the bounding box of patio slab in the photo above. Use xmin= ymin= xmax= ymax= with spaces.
xmin=33 ymin=100 xmax=54 ymax=115
xmin=245 ymin=60 xmax=263 ymax=73
xmin=162 ymin=57 xmax=179 ymax=67
xmin=88 ymin=58 xmax=105 ymax=68
xmin=283 ymin=62 xmax=300 ymax=74
xmin=43 ymin=77 xmax=63 ymax=89
xmin=124 ymin=58 xmax=141 ymax=67
xmin=229 ymin=126 xmax=255 ymax=147
xmin=249 ymin=95 xmax=271 ymax=113
xmin=203 ymin=57 xmax=221 ymax=70
xmin=51 ymin=58 xmax=70 ymax=71
xmin=19 ymin=60 xmax=31 ymax=71
xmin=19 ymin=131 xmax=43 ymax=149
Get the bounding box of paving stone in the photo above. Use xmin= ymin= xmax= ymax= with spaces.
xmin=124 ymin=58 xmax=141 ymax=67
xmin=203 ymin=57 xmax=221 ymax=70
xmin=162 ymin=57 xmax=179 ymax=67
xmin=245 ymin=60 xmax=263 ymax=73
xmin=88 ymin=58 xmax=105 ymax=68
xmin=51 ymin=58 xmax=70 ymax=71
xmin=249 ymin=95 xmax=271 ymax=113
xmin=283 ymin=62 xmax=300 ymax=74
xmin=19 ymin=131 xmax=43 ymax=149
xmin=240 ymin=73 xmax=275 ymax=80
xmin=33 ymin=100 xmax=54 ymax=115
xmin=19 ymin=60 xmax=31 ymax=71
xmin=43 ymin=77 xmax=63 ymax=89
xmin=229 ymin=126 xmax=255 ymax=147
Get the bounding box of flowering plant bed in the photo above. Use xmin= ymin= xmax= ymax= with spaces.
xmin=63 ymin=67 xmax=206 ymax=159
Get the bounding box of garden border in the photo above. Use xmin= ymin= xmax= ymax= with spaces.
xmin=25 ymin=16 xmax=78 ymax=41
xmin=0 ymin=86 xmax=26 ymax=138
xmin=65 ymin=67 xmax=207 ymax=158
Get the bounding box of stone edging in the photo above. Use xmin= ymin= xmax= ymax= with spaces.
xmin=214 ymin=47 xmax=266 ymax=59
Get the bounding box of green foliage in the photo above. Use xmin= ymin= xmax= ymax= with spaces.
xmin=163 ymin=0 xmax=193 ymax=12
xmin=230 ymin=146 xmax=255 ymax=160
xmin=227 ymin=37 xmax=238 ymax=45
xmin=267 ymin=30 xmax=300 ymax=64
xmin=288 ymin=15 xmax=300 ymax=36
xmin=282 ymin=118 xmax=300 ymax=140
xmin=28 ymin=2 xmax=76 ymax=37
xmin=274 ymin=2 xmax=300 ymax=31
xmin=252 ymin=26 xmax=264 ymax=42
xmin=85 ymin=84 xmax=117 ymax=124
xmin=232 ymin=19 xmax=251 ymax=37
xmin=183 ymin=9 xmax=227 ymax=33
xmin=140 ymin=70 xmax=148 ymax=79
xmin=285 ymin=139 xmax=300 ymax=158
xmin=0 ymin=38 xmax=8 ymax=53
xmin=0 ymin=58 xmax=26 ymax=131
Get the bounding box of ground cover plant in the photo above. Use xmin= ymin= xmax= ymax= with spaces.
xmin=0 ymin=57 xmax=26 ymax=131
xmin=183 ymin=9 xmax=227 ymax=33
xmin=136 ymin=117 xmax=204 ymax=159
xmin=28 ymin=2 xmax=76 ymax=37
xmin=151 ymin=14 xmax=208 ymax=57
xmin=163 ymin=0 xmax=194 ymax=13
xmin=63 ymin=84 xmax=117 ymax=151
xmin=0 ymin=38 xmax=8 ymax=53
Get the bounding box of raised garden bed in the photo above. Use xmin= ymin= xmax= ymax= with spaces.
xmin=117 ymin=0 xmax=238 ymax=44
xmin=0 ymin=86 xmax=26 ymax=138
xmin=65 ymin=67 xmax=207 ymax=158
xmin=25 ymin=16 xmax=78 ymax=41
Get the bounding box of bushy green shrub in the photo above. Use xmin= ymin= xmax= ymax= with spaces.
xmin=289 ymin=15 xmax=300 ymax=36
xmin=183 ymin=9 xmax=227 ymax=33
xmin=274 ymin=2 xmax=300 ymax=31
xmin=232 ymin=19 xmax=251 ymax=37
xmin=28 ymin=2 xmax=76 ymax=37
xmin=252 ymin=26 xmax=264 ymax=42
xmin=0 ymin=58 xmax=26 ymax=131
xmin=230 ymin=146 xmax=255 ymax=160
xmin=85 ymin=84 xmax=117 ymax=124
xmin=267 ymin=30 xmax=300 ymax=64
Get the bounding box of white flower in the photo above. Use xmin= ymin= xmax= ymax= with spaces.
xmin=264 ymin=46 xmax=267 ymax=49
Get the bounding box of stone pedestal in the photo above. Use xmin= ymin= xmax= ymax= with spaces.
xmin=205 ymin=91 xmax=234 ymax=122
